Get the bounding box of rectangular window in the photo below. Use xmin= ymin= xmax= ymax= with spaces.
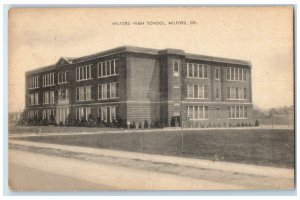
xmin=243 ymin=69 xmax=246 ymax=81
xmin=204 ymin=65 xmax=208 ymax=78
xmin=227 ymin=87 xmax=230 ymax=99
xmin=98 ymin=82 xmax=119 ymax=100
xmin=193 ymin=85 xmax=198 ymax=98
xmin=58 ymin=71 xmax=67 ymax=84
xmin=229 ymin=106 xmax=247 ymax=119
xmin=216 ymin=88 xmax=219 ymax=99
xmin=76 ymin=86 xmax=92 ymax=101
xmin=204 ymin=85 xmax=208 ymax=99
xmin=42 ymin=73 xmax=55 ymax=87
xmin=76 ymin=107 xmax=91 ymax=120
xmin=215 ymin=68 xmax=220 ymax=80
xmin=99 ymin=106 xmax=117 ymax=122
xmin=187 ymin=84 xmax=208 ymax=99
xmin=97 ymin=59 xmax=118 ymax=78
xmin=188 ymin=106 xmax=209 ymax=120
xmin=199 ymin=64 xmax=203 ymax=78
xmin=243 ymin=87 xmax=247 ymax=99
xmin=173 ymin=61 xmax=180 ymax=76
xmin=226 ymin=68 xmax=231 ymax=80
xmin=238 ymin=68 xmax=242 ymax=80
xmin=76 ymin=65 xmax=92 ymax=81
xmin=29 ymin=76 xmax=39 ymax=89
xmin=193 ymin=64 xmax=198 ymax=78
xmin=188 ymin=64 xmax=193 ymax=77
xmin=187 ymin=84 xmax=193 ymax=98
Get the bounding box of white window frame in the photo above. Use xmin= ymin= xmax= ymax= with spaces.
xmin=187 ymin=106 xmax=209 ymax=120
xmin=76 ymin=65 xmax=92 ymax=82
xmin=76 ymin=86 xmax=92 ymax=102
xmin=98 ymin=82 xmax=119 ymax=100
xmin=97 ymin=59 xmax=118 ymax=78
xmin=229 ymin=106 xmax=248 ymax=119
xmin=173 ymin=60 xmax=180 ymax=76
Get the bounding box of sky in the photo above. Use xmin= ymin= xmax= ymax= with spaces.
xmin=8 ymin=7 xmax=294 ymax=112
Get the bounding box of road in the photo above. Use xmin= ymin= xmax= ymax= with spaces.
xmin=8 ymin=140 xmax=295 ymax=191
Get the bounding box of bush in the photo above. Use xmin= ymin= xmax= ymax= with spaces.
xmin=237 ymin=123 xmax=240 ymax=127
xmin=144 ymin=119 xmax=149 ymax=129
xmin=255 ymin=120 xmax=259 ymax=127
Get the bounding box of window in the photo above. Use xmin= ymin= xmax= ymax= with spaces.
xmin=75 ymin=107 xmax=91 ymax=120
xmin=29 ymin=93 xmax=39 ymax=105
xmin=216 ymin=88 xmax=220 ymax=99
xmin=58 ymin=71 xmax=67 ymax=84
xmin=173 ymin=61 xmax=180 ymax=76
xmin=76 ymin=86 xmax=92 ymax=101
xmin=97 ymin=59 xmax=118 ymax=78
xmin=28 ymin=110 xmax=38 ymax=119
xmin=187 ymin=84 xmax=208 ymax=99
xmin=76 ymin=65 xmax=92 ymax=81
xmin=43 ymin=73 xmax=55 ymax=87
xmin=216 ymin=108 xmax=220 ymax=119
xmin=229 ymin=106 xmax=247 ymax=119
xmin=42 ymin=109 xmax=55 ymax=120
xmin=215 ymin=68 xmax=220 ymax=80
xmin=187 ymin=106 xmax=209 ymax=119
xmin=187 ymin=63 xmax=209 ymax=78
xmin=29 ymin=76 xmax=39 ymax=89
xmin=98 ymin=82 xmax=119 ymax=99
xmin=58 ymin=89 xmax=68 ymax=101
xmin=226 ymin=67 xmax=247 ymax=81
xmin=227 ymin=86 xmax=247 ymax=100
xmin=43 ymin=91 xmax=55 ymax=104
xmin=98 ymin=106 xmax=117 ymax=122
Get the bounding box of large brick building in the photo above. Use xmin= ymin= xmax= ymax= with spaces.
xmin=24 ymin=46 xmax=254 ymax=127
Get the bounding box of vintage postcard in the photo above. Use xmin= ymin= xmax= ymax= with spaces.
xmin=8 ymin=6 xmax=294 ymax=191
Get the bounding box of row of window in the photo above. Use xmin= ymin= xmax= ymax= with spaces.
xmin=188 ymin=106 xmax=209 ymax=119
xmin=29 ymin=76 xmax=39 ymax=89
xmin=227 ymin=86 xmax=247 ymax=100
xmin=98 ymin=83 xmax=119 ymax=99
xmin=43 ymin=73 xmax=55 ymax=87
xmin=43 ymin=91 xmax=55 ymax=104
xmin=186 ymin=63 xmax=209 ymax=78
xmin=28 ymin=93 xmax=39 ymax=105
xmin=58 ymin=71 xmax=67 ymax=84
xmin=57 ymin=89 xmax=69 ymax=101
xmin=97 ymin=59 xmax=118 ymax=78
xmin=187 ymin=84 xmax=209 ymax=99
xmin=226 ymin=67 xmax=247 ymax=81
xmin=75 ymin=106 xmax=117 ymax=122
xmin=76 ymin=86 xmax=92 ymax=101
xmin=27 ymin=105 xmax=248 ymax=121
xmin=188 ymin=106 xmax=248 ymax=120
xmin=76 ymin=65 xmax=92 ymax=81
xmin=229 ymin=106 xmax=248 ymax=119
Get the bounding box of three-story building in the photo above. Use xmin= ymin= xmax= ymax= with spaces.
xmin=24 ymin=46 xmax=253 ymax=127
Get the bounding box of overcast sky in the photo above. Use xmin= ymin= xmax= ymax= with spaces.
xmin=8 ymin=7 xmax=294 ymax=112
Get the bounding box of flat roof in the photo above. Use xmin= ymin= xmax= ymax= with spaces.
xmin=26 ymin=46 xmax=251 ymax=75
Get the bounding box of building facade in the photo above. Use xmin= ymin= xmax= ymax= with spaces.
xmin=24 ymin=46 xmax=254 ymax=127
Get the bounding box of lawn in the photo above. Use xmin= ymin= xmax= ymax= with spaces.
xmin=15 ymin=129 xmax=295 ymax=168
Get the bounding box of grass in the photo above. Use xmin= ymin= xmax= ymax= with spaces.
xmin=14 ymin=129 xmax=295 ymax=169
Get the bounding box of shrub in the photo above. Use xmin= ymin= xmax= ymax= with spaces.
xmin=255 ymin=120 xmax=259 ymax=127
xmin=144 ymin=119 xmax=149 ymax=129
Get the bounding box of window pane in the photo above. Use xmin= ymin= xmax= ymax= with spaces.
xmin=111 ymin=60 xmax=115 ymax=75
xmin=188 ymin=85 xmax=193 ymax=98
xmin=199 ymin=65 xmax=203 ymax=77
xmin=234 ymin=68 xmax=238 ymax=80
xmin=188 ymin=106 xmax=193 ymax=119
xmin=244 ymin=88 xmax=247 ymax=99
xmin=103 ymin=62 xmax=106 ymax=76
xmin=98 ymin=85 xmax=102 ymax=99
xmin=204 ymin=85 xmax=208 ymax=98
xmin=236 ymin=106 xmax=240 ymax=118
xmin=204 ymin=106 xmax=208 ymax=119
xmin=194 ymin=106 xmax=198 ymax=119
xmin=107 ymin=83 xmax=110 ymax=98
xmin=227 ymin=87 xmax=230 ymax=99
xmin=198 ymin=85 xmax=203 ymax=98
xmin=239 ymin=68 xmax=242 ymax=80
xmin=188 ymin=64 xmax=193 ymax=77
xmin=204 ymin=65 xmax=208 ymax=78
xmin=194 ymin=85 xmax=198 ymax=98
xmin=193 ymin=64 xmax=198 ymax=77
